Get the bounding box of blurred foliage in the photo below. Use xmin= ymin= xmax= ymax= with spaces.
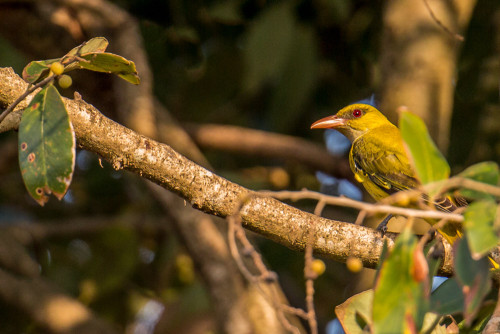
xmin=0 ymin=0 xmax=499 ymax=332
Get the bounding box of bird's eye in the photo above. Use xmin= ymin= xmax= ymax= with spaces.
xmin=352 ymin=109 xmax=362 ymax=118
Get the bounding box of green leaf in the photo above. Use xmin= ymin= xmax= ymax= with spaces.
xmin=454 ymin=237 xmax=491 ymax=326
xmin=76 ymin=52 xmax=140 ymax=85
xmin=269 ymin=25 xmax=318 ymax=132
xmin=22 ymin=38 xmax=111 ymax=84
xmin=463 ymin=199 xmax=498 ymax=259
xmin=372 ymin=228 xmax=428 ymax=333
xmin=430 ymin=278 xmax=464 ymax=315
xmin=65 ymin=37 xmax=108 ymax=57
xmin=399 ymin=111 xmax=450 ymax=187
xmin=458 ymin=161 xmax=499 ymax=200
xmin=18 ymin=85 xmax=76 ymax=206
xmin=242 ymin=2 xmax=295 ymax=93
xmin=458 ymin=302 xmax=495 ymax=333
xmin=86 ymin=227 xmax=139 ymax=294
xmin=22 ymin=58 xmax=60 ymax=83
xmin=335 ymin=290 xmax=373 ymax=333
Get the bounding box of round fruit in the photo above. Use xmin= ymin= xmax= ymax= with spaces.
xmin=58 ymin=75 xmax=72 ymax=89
xmin=311 ymin=259 xmax=326 ymax=276
xmin=50 ymin=62 xmax=64 ymax=76
xmin=346 ymin=256 xmax=363 ymax=273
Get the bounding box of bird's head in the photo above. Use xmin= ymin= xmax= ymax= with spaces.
xmin=310 ymin=104 xmax=390 ymax=141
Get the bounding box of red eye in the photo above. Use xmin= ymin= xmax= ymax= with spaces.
xmin=353 ymin=109 xmax=362 ymax=118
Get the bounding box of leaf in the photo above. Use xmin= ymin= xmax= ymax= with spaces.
xmin=458 ymin=161 xmax=499 ymax=200
xmin=335 ymin=290 xmax=373 ymax=333
xmin=458 ymin=302 xmax=495 ymax=333
xmin=86 ymin=227 xmax=139 ymax=294
xmin=22 ymin=58 xmax=60 ymax=83
xmin=463 ymin=199 xmax=499 ymax=258
xmin=76 ymin=52 xmax=140 ymax=85
xmin=399 ymin=110 xmax=450 ymax=188
xmin=242 ymin=2 xmax=295 ymax=93
xmin=18 ymin=85 xmax=76 ymax=206
xmin=454 ymin=237 xmax=491 ymax=326
xmin=430 ymin=278 xmax=464 ymax=315
xmin=65 ymin=37 xmax=108 ymax=57
xmin=372 ymin=228 xmax=428 ymax=334
xmin=269 ymin=25 xmax=318 ymax=132
xmin=421 ymin=312 xmax=446 ymax=334
xmin=22 ymin=38 xmax=139 ymax=85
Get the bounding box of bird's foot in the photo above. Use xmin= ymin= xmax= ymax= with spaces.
xmin=376 ymin=214 xmax=393 ymax=237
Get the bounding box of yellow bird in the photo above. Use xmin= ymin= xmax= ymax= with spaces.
xmin=311 ymin=103 xmax=462 ymax=244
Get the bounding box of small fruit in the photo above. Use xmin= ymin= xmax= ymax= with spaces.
xmin=311 ymin=259 xmax=326 ymax=276
xmin=346 ymin=256 xmax=363 ymax=273
xmin=50 ymin=62 xmax=64 ymax=76
xmin=269 ymin=167 xmax=289 ymax=189
xmin=58 ymin=75 xmax=73 ymax=89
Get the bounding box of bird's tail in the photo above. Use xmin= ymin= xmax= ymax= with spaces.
xmin=433 ymin=195 xmax=464 ymax=245
xmin=434 ymin=196 xmax=499 ymax=269
xmin=437 ymin=221 xmax=462 ymax=246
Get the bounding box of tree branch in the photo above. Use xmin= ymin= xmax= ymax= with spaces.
xmin=0 ymin=67 xmax=455 ymax=277
xmin=379 ymin=0 xmax=477 ymax=151
xmin=184 ymin=123 xmax=353 ymax=179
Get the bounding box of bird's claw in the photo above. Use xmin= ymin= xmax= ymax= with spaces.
xmin=377 ymin=224 xmax=388 ymax=237
xmin=376 ymin=214 xmax=393 ymax=237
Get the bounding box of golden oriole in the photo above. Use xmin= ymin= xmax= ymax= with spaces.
xmin=311 ymin=103 xmax=462 ymax=244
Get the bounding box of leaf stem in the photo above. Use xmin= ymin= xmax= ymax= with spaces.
xmin=0 ymin=75 xmax=55 ymax=124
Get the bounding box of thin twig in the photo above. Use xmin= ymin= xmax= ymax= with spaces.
xmin=422 ymin=0 xmax=464 ymax=42
xmin=313 ymin=199 xmax=326 ymax=217
xmin=279 ymin=304 xmax=309 ymax=319
xmin=259 ymin=190 xmax=464 ymax=222
xmin=0 ymin=75 xmax=55 ymax=124
xmin=354 ymin=210 xmax=368 ymax=226
xmin=0 ymin=57 xmax=83 ymax=124
xmin=227 ymin=213 xmax=302 ymax=334
xmin=304 ymin=220 xmax=318 ymax=334
xmin=227 ymin=214 xmax=258 ymax=284
xmin=433 ymin=177 xmax=500 ymax=198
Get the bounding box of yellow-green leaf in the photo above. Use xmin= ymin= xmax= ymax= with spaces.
xmin=372 ymin=228 xmax=428 ymax=333
xmin=399 ymin=111 xmax=450 ymax=187
xmin=463 ymin=199 xmax=498 ymax=258
xmin=335 ymin=290 xmax=373 ymax=333
xmin=22 ymin=58 xmax=60 ymax=83
xmin=65 ymin=37 xmax=109 ymax=57
xmin=458 ymin=161 xmax=499 ymax=200
xmin=77 ymin=52 xmax=140 ymax=85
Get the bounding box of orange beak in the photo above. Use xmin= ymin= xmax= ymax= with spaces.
xmin=310 ymin=115 xmax=346 ymax=129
